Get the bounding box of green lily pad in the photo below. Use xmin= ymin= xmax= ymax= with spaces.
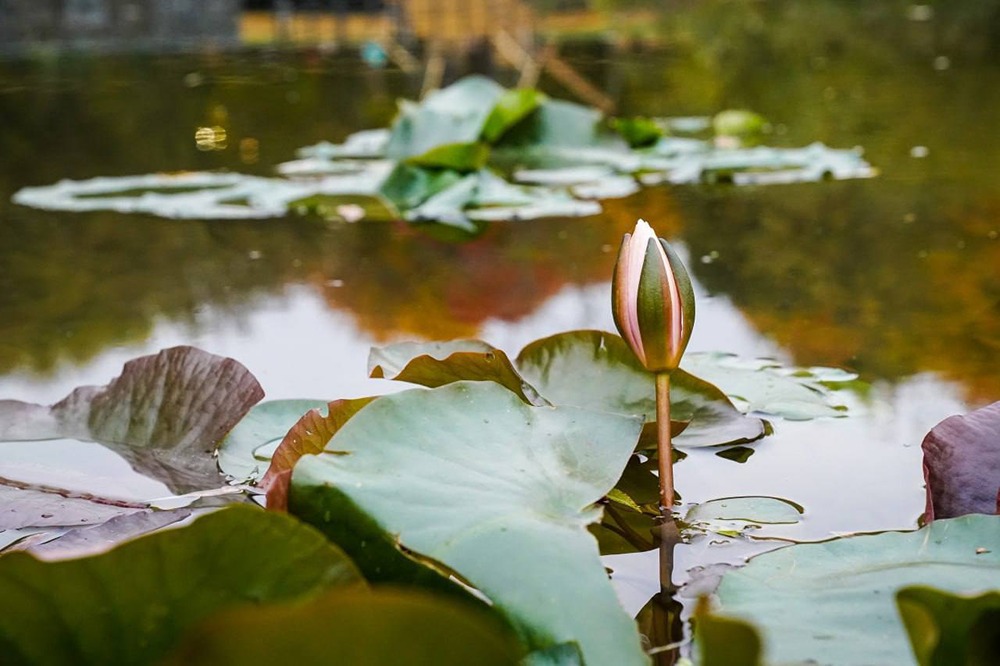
xmin=0 ymin=505 xmax=364 ymax=666
xmin=610 ymin=116 xmax=665 ymax=149
xmin=681 ymin=352 xmax=848 ymax=420
xmin=0 ymin=346 xmax=264 ymax=494
xmin=385 ymin=75 xmax=505 ymax=161
xmin=166 ymin=587 xmax=523 ymax=666
xmin=715 ymin=514 xmax=1000 ymax=666
xmin=289 ymin=381 xmax=649 ymax=665
xmin=498 ymin=98 xmax=605 ymax=149
xmin=377 ymin=163 xmax=465 ymax=211
xmin=686 ymin=496 xmax=804 ymax=525
xmin=896 ymin=586 xmax=1000 ymax=666
xmin=217 ymin=399 xmax=328 ymax=484
xmin=515 ymin=331 xmax=767 ymax=448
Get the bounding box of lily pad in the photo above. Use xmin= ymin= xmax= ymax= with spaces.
xmin=920 ymin=401 xmax=1000 ymax=521
xmin=368 ymin=339 xmax=542 ymax=404
xmin=289 ymin=381 xmax=649 ymax=665
xmin=165 ymin=587 xmax=523 ymax=666
xmin=385 ymin=75 xmax=505 ymax=162
xmin=407 ymin=141 xmax=491 ymax=172
xmin=11 ymin=77 xmax=877 ymax=224
xmin=498 ymin=98 xmax=605 ymax=149
xmin=515 ymin=330 xmax=767 ymax=448
xmin=0 ymin=346 xmax=264 ymax=493
xmin=217 ymin=399 xmax=326 ymax=484
xmin=0 ymin=476 xmax=149 ymax=531
xmin=482 ymin=88 xmax=546 ymax=144
xmin=13 ymin=508 xmax=197 ymax=560
xmin=680 ymin=352 xmax=848 ymax=420
xmin=378 ymin=163 xmax=465 ymax=211
xmin=686 ymin=496 xmax=804 ymax=525
xmin=715 ymin=514 xmax=1000 ymax=666
xmin=0 ymin=505 xmax=364 ymax=666
xmin=260 ymin=398 xmax=375 ymax=511
xmin=896 ymin=586 xmax=1000 ymax=666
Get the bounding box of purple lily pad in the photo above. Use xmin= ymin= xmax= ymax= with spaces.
xmin=921 ymin=401 xmax=1000 ymax=521
xmin=0 ymin=346 xmax=264 ymax=494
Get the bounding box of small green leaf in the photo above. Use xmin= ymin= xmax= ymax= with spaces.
xmin=695 ymin=598 xmax=763 ymax=666
xmin=482 ymin=88 xmax=546 ymax=144
xmin=378 ymin=163 xmax=465 ymax=210
xmin=610 ymin=117 xmax=664 ymax=149
xmin=715 ymin=446 xmax=755 ymax=463
xmin=896 ymin=586 xmax=1000 ymax=666
xmin=407 ymin=142 xmax=491 ymax=171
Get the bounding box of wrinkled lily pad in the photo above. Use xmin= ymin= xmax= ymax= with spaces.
xmin=0 ymin=506 xmax=363 ymax=666
xmin=920 ymin=401 xmax=1000 ymax=521
xmin=165 ymin=587 xmax=523 ymax=666
xmin=896 ymin=586 xmax=1000 ymax=666
xmin=289 ymin=381 xmax=649 ymax=665
xmin=680 ymin=352 xmax=849 ymax=420
xmin=715 ymin=514 xmax=1000 ymax=666
xmin=0 ymin=346 xmax=264 ymax=493
xmin=515 ymin=331 xmax=767 ymax=448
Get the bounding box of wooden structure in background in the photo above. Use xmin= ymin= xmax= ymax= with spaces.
xmin=242 ymin=0 xmax=615 ymax=112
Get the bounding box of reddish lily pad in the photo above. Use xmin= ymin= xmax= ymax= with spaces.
xmin=921 ymin=401 xmax=1000 ymax=521
xmin=368 ymin=340 xmax=545 ymax=405
xmin=261 ymin=397 xmax=375 ymax=511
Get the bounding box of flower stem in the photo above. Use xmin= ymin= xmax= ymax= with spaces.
xmin=655 ymin=371 xmax=674 ymax=512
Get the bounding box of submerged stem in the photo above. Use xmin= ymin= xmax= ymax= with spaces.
xmin=655 ymin=372 xmax=674 ymax=512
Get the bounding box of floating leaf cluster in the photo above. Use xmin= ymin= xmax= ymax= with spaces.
xmin=0 ymin=338 xmax=995 ymax=664
xmin=12 ymin=76 xmax=876 ymax=227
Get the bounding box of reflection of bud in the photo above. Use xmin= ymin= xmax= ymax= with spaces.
xmin=612 ymin=219 xmax=695 ymax=372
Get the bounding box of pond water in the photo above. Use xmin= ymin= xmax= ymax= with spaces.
xmin=1 ymin=0 xmax=998 ymax=639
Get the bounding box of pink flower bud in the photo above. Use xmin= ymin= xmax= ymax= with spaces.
xmin=611 ymin=219 xmax=695 ymax=372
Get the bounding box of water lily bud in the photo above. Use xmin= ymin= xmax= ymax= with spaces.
xmin=612 ymin=219 xmax=695 ymax=372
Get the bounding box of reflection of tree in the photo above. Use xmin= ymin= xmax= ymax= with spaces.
xmin=681 ymin=182 xmax=1000 ymax=403
xmin=309 ymin=213 xmax=642 ymax=341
